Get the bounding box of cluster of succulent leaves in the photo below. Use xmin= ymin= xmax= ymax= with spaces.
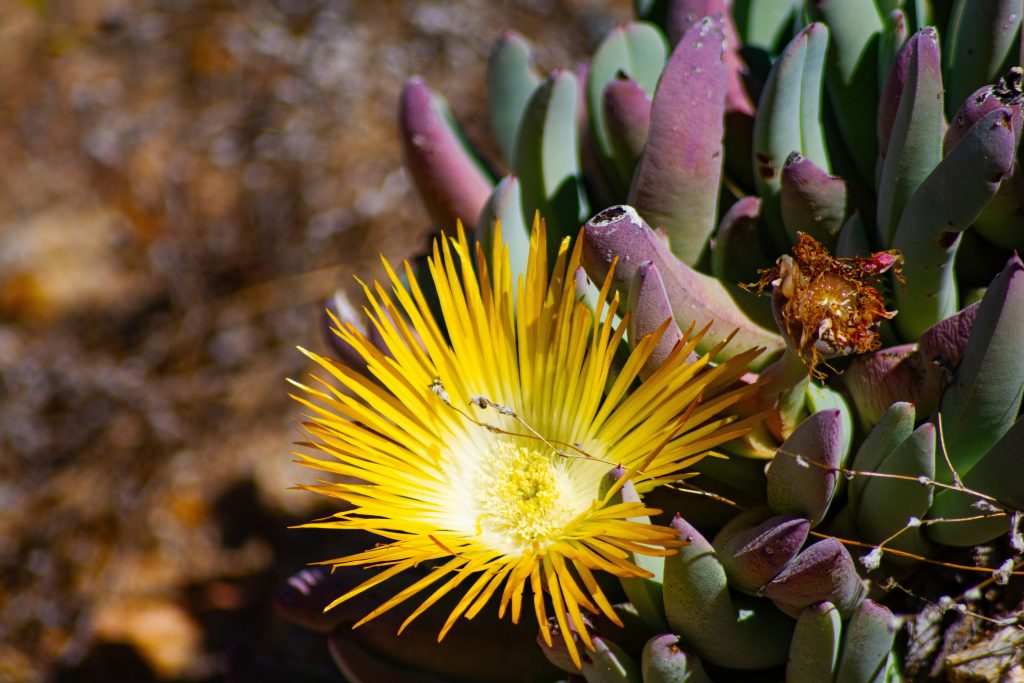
xmin=316 ymin=0 xmax=1024 ymax=681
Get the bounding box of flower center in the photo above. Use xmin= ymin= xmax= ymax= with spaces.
xmin=474 ymin=440 xmax=577 ymax=553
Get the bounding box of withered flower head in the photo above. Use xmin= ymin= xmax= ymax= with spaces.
xmin=748 ymin=232 xmax=903 ymax=375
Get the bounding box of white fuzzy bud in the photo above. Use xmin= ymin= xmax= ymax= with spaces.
xmin=993 ymin=559 xmax=1015 ymax=586
xmin=860 ymin=547 xmax=883 ymax=571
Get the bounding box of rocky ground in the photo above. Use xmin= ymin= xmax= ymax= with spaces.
xmin=0 ymin=1 xmax=627 ymax=680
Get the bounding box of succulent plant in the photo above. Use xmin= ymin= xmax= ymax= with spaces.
xmin=284 ymin=0 xmax=1024 ymax=681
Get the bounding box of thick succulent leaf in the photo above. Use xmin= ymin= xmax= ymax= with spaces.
xmin=627 ymin=260 xmax=685 ymax=379
xmin=974 ymin=169 xmax=1024 ymax=252
xmin=577 ymin=60 xmax=621 ymax=211
xmin=944 ymin=82 xmax=1023 ymax=154
xmin=400 ymin=78 xmax=494 ymax=230
xmin=786 ymin=602 xmax=842 ymax=683
xmin=600 ymin=467 xmax=667 ymax=632
xmin=876 ymin=9 xmax=909 ymax=91
xmin=835 ymin=212 xmax=871 ymax=258
xmin=804 ymin=383 xmax=853 ymax=465
xmin=665 ymin=1 xmax=755 ymax=116
xmin=588 ymin=22 xmax=669 ymax=196
xmin=855 ymin=423 xmax=936 ymax=557
xmin=752 ymin=22 xmax=830 ymax=251
xmin=629 ymin=15 xmax=727 ymax=265
xmin=603 ymin=76 xmax=653 ymax=189
xmin=487 ymin=32 xmax=542 ymax=165
xmin=807 ymin=0 xmax=883 ymax=183
xmin=964 ymin=82 xmax=1024 ymax=251
xmin=834 ymin=600 xmax=899 ymax=683
xmin=713 ymin=507 xmax=810 ymax=594
xmin=875 ymin=28 xmax=944 ymax=245
xmin=513 ymin=70 xmax=589 ymax=252
xmin=842 ymin=345 xmax=917 ymax=429
xmin=843 ymin=401 xmax=917 ymax=511
xmin=779 ymin=152 xmax=847 ymax=250
xmin=844 ymin=303 xmax=980 ymax=428
xmin=582 ymin=205 xmax=785 ymax=368
xmin=732 ymin=0 xmax=801 ymax=54
xmin=767 ymin=408 xmax=844 ymax=527
xmin=760 ymin=537 xmax=867 ymax=619
xmin=641 ymin=634 xmax=712 ymax=683
xmin=958 ymin=415 xmax=1024 ymax=511
xmin=904 ymin=0 xmax=931 ymax=33
xmin=943 ymin=0 xmax=1024 ymax=120
xmin=476 ymin=175 xmax=531 ymax=281
xmin=581 ymin=637 xmax=643 ymax=683
xmin=927 ymin=415 xmax=1024 ymax=546
xmin=711 ymin=195 xmax=771 ymax=283
xmin=936 ymin=254 xmax=1024 ymax=478
xmin=663 ymin=515 xmax=794 ymax=669
xmin=891 ymin=107 xmax=1018 ymax=338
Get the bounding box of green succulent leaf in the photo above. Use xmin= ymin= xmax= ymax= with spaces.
xmin=847 ymin=402 xmax=916 ymax=518
xmin=582 ymin=638 xmax=643 ymax=683
xmin=935 ymin=254 xmax=1024 ymax=480
xmin=835 ymin=600 xmax=899 ymax=683
xmin=588 ymin=22 xmax=668 ymax=196
xmin=877 ymin=9 xmax=909 ymax=91
xmin=752 ymin=22 xmax=831 ymax=251
xmin=943 ymin=0 xmax=1024 ymax=119
xmin=641 ymin=634 xmax=712 ymax=683
xmin=477 ymin=175 xmax=531 ymax=281
xmin=787 ymin=602 xmax=842 ymax=683
xmin=855 ymin=423 xmax=936 ymax=558
xmin=928 ymin=414 xmax=1024 ymax=546
xmin=807 ymin=0 xmax=883 ymax=183
xmin=663 ymin=515 xmax=795 ymax=669
xmin=891 ymin=107 xmax=1017 ymax=338
xmin=733 ymin=0 xmax=801 ymax=54
xmin=600 ymin=468 xmax=668 ymax=632
xmin=487 ymin=32 xmax=543 ymax=165
xmin=513 ymin=70 xmax=589 ymax=254
xmin=875 ymin=27 xmax=944 ymax=246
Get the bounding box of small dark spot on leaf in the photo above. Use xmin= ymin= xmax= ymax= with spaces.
xmin=756 ymin=153 xmax=776 ymax=179
xmin=595 ymin=206 xmax=627 ymax=223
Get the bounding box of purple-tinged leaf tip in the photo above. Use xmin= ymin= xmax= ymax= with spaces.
xmin=582 ymin=205 xmax=785 ymax=368
xmin=628 ymin=260 xmax=686 ymax=379
xmin=780 ymin=152 xmax=847 ymax=250
xmin=603 ymin=75 xmax=652 ymax=183
xmin=761 ymin=537 xmax=866 ymax=619
xmin=629 ymin=15 xmax=728 ymax=265
xmin=713 ymin=508 xmax=811 ymax=593
xmin=400 ymin=78 xmax=493 ymax=231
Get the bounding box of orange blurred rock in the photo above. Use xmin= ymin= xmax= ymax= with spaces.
xmin=0 ymin=205 xmax=145 ymax=323
xmin=92 ymin=598 xmax=202 ymax=678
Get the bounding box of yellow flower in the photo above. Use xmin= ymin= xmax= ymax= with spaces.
xmin=290 ymin=217 xmax=764 ymax=668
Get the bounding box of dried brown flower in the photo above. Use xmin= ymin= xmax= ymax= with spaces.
xmin=748 ymin=232 xmax=903 ymax=376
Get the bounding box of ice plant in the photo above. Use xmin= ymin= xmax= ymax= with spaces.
xmin=289 ymin=217 xmax=764 ymax=668
xmin=747 ymin=232 xmax=903 ymax=375
xmin=273 ymin=2 xmax=1024 ymax=679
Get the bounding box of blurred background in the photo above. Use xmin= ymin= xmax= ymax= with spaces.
xmin=0 ymin=1 xmax=627 ymax=680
